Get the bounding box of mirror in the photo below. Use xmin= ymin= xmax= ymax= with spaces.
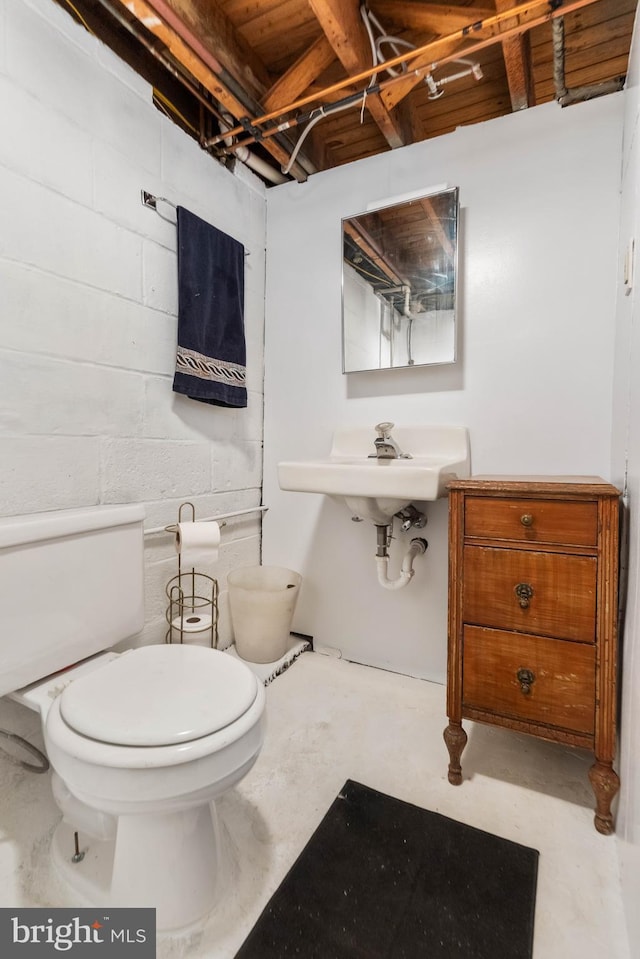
xmin=342 ymin=187 xmax=459 ymax=373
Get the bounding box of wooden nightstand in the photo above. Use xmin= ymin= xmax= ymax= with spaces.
xmin=444 ymin=476 xmax=620 ymax=834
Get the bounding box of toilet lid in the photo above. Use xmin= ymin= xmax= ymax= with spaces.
xmin=59 ymin=646 xmax=259 ymax=747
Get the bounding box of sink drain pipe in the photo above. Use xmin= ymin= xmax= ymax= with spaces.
xmin=375 ymin=526 xmax=428 ymax=590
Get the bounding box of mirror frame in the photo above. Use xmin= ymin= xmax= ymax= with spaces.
xmin=341 ymin=186 xmax=459 ymax=374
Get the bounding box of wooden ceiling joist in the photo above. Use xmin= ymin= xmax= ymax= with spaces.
xmin=90 ymin=0 xmax=632 ymax=184
xmin=207 ymin=0 xmax=606 ymax=153
xmin=120 ymin=0 xmax=301 ymax=175
xmin=380 ymin=0 xmax=600 ymax=111
xmin=495 ymin=0 xmax=536 ymax=111
xmin=136 ymin=0 xmax=272 ymax=99
xmin=263 ymin=34 xmax=335 ymax=112
xmin=308 ymin=0 xmax=410 ymax=149
xmin=343 ymin=220 xmax=408 ymax=289
xmin=370 ymin=2 xmax=496 ymax=35
xmin=419 ymin=197 xmax=454 ymax=261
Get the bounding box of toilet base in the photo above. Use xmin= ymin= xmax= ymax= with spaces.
xmin=51 ymin=801 xmax=224 ymax=931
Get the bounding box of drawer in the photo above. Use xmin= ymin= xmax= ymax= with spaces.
xmin=463 ymin=546 xmax=596 ymax=642
xmin=462 ymin=625 xmax=596 ymax=735
xmin=464 ymin=496 xmax=598 ymax=547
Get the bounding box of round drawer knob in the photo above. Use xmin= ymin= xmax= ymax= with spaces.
xmin=514 ymin=582 xmax=534 ymax=609
xmin=516 ymin=668 xmax=535 ymax=695
xmin=520 ymin=514 xmax=534 ymax=527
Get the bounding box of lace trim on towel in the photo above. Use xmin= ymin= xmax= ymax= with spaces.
xmin=176 ymin=346 xmax=246 ymax=386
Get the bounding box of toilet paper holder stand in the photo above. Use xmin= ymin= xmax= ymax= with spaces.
xmin=165 ymin=502 xmax=219 ymax=647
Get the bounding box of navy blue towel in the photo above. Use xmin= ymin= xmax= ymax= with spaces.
xmin=173 ymin=206 xmax=247 ymax=407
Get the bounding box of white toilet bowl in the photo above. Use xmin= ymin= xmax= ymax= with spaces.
xmin=0 ymin=504 xmax=267 ymax=932
xmin=28 ymin=644 xmax=266 ymax=931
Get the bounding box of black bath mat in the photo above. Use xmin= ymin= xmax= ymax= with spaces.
xmin=235 ymin=779 xmax=538 ymax=959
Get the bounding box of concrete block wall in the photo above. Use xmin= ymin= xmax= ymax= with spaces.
xmin=0 ymin=0 xmax=267 ymax=646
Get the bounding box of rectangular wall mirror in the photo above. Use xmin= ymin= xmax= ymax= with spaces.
xmin=342 ymin=186 xmax=459 ymax=373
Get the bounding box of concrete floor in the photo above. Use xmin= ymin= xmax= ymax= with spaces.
xmin=0 ymin=650 xmax=631 ymax=958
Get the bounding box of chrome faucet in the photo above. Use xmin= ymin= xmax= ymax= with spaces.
xmin=371 ymin=422 xmax=412 ymax=459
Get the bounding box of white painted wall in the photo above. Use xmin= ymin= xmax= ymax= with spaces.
xmin=342 ymin=263 xmax=387 ymax=371
xmin=263 ymin=96 xmax=623 ymax=681
xmin=0 ymin=0 xmax=637 ymax=944
xmin=611 ymin=7 xmax=640 ymax=953
xmin=0 ymin=0 xmax=267 ymax=647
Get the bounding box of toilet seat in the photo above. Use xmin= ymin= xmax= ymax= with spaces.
xmin=59 ymin=645 xmax=259 ymax=747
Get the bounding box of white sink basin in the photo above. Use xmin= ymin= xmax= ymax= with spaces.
xmin=278 ymin=426 xmax=470 ymax=525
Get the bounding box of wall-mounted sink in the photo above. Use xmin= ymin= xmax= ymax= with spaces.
xmin=278 ymin=425 xmax=470 ymax=525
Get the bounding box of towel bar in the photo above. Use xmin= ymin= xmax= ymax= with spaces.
xmin=141 ymin=191 xmax=250 ymax=254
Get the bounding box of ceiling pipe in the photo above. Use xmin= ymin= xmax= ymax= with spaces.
xmin=552 ymin=16 xmax=624 ymax=107
xmin=363 ymin=5 xmax=482 ymax=99
xmin=205 ymin=0 xmax=604 ymax=150
xmin=92 ymin=0 xmax=307 ymax=182
xmin=552 ymin=16 xmax=569 ymax=101
xmin=92 ymin=0 xmax=226 ymax=123
xmin=219 ymin=113 xmax=287 ymax=185
xmin=137 ymin=0 xmax=311 ymax=182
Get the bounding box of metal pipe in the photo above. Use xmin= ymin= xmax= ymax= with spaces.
xmin=559 ymin=78 xmax=624 ymax=106
xmin=219 ymin=113 xmax=287 ymax=184
xmin=552 ymin=17 xmax=568 ymax=101
xmin=205 ymin=0 xmax=603 ymax=149
xmin=552 ymin=15 xmax=624 ymax=107
xmin=93 ymin=0 xmax=308 ymax=181
xmin=375 ymin=524 xmax=389 ymax=557
xmin=214 ymin=77 xmax=395 ymax=157
xmin=92 ymin=0 xmax=225 ymax=123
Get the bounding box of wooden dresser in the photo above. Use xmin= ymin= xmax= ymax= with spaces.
xmin=444 ymin=476 xmax=620 ymax=834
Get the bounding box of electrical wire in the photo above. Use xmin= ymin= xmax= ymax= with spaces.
xmin=61 ymin=0 xmax=95 ymax=35
xmin=153 ymin=89 xmax=199 ymax=135
xmin=0 ymin=730 xmax=49 ymax=774
xmin=282 ymin=98 xmax=357 ymax=175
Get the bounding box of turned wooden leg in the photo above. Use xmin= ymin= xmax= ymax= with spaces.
xmin=444 ymin=721 xmax=467 ymax=785
xmin=588 ymin=761 xmax=620 ymax=835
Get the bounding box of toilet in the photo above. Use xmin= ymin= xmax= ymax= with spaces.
xmin=0 ymin=504 xmax=266 ymax=931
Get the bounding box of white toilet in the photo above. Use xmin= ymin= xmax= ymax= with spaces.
xmin=0 ymin=504 xmax=266 ymax=931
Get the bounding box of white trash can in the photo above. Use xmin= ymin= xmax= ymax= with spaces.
xmin=228 ymin=566 xmax=302 ymax=663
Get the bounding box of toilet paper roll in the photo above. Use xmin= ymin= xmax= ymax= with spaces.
xmin=171 ymin=612 xmax=214 ymax=634
xmin=175 ymin=521 xmax=221 ymax=567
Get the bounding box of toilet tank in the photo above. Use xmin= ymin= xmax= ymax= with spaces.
xmin=0 ymin=504 xmax=145 ymax=697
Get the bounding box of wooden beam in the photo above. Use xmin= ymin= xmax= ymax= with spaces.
xmin=419 ymin=197 xmax=453 ymax=260
xmin=263 ymin=35 xmax=335 ymax=112
xmin=120 ymin=0 xmax=297 ymax=174
xmin=370 ymin=2 xmax=495 ymax=34
xmin=495 ymin=0 xmax=536 ymax=111
xmin=308 ymin=0 xmax=410 ymax=149
xmin=136 ymin=0 xmax=272 ymax=100
xmin=379 ymin=0 xmax=592 ymax=111
xmin=210 ymin=0 xmax=606 ymax=150
xmin=344 ymin=220 xmax=408 ymax=288
xmin=308 ymin=0 xmax=371 ymax=67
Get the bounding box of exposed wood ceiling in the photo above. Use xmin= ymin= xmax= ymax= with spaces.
xmin=57 ymin=0 xmax=637 ymax=185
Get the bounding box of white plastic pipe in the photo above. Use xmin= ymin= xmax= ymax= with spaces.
xmin=220 ymin=113 xmax=287 ymax=184
xmin=236 ymin=145 xmax=287 ymax=184
xmin=375 ymin=538 xmax=427 ymax=590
